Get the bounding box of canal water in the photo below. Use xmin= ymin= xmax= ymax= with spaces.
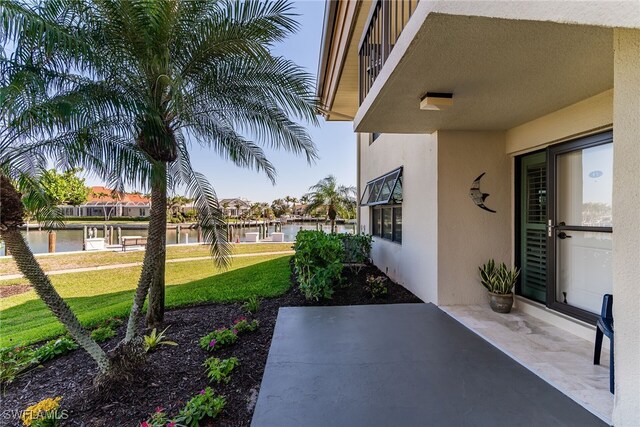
xmin=0 ymin=222 xmax=355 ymax=256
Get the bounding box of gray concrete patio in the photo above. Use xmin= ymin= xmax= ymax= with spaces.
xmin=252 ymin=303 xmax=607 ymax=427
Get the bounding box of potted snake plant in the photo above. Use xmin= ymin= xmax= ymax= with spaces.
xmin=479 ymin=259 xmax=520 ymax=313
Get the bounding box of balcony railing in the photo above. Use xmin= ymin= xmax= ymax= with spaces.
xmin=358 ymin=0 xmax=419 ymax=103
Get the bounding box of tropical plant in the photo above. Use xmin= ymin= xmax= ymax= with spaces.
xmin=176 ymin=387 xmax=226 ymax=427
xmin=293 ymin=230 xmax=344 ymax=300
xmin=33 ymin=337 xmax=79 ymax=363
xmin=242 ymin=296 xmax=261 ymax=314
xmin=270 ymin=198 xmax=290 ymax=217
xmin=143 ymin=327 xmax=178 ymax=353
xmin=1 ymin=0 xmax=317 ymax=384
xmin=304 ymin=176 xmax=356 ymax=233
xmin=0 ymin=346 xmax=38 ymax=387
xmin=90 ymin=326 xmax=116 ymax=343
xmin=203 ymin=356 xmax=239 ymax=384
xmin=479 ymin=260 xmax=520 ymax=295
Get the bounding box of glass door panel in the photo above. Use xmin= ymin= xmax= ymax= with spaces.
xmin=556 ymin=231 xmax=612 ymax=313
xmin=549 ymin=133 xmax=613 ymax=322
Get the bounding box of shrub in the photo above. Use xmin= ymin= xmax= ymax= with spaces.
xmin=199 ymin=327 xmax=238 ymax=352
xmin=0 ymin=346 xmax=37 ymax=387
xmin=21 ymin=396 xmax=63 ymax=427
xmin=144 ymin=327 xmax=178 ymax=353
xmin=338 ymin=233 xmax=372 ymax=264
xmin=232 ymin=317 xmax=259 ymax=334
xmin=242 ymin=296 xmax=261 ymax=314
xmin=293 ymin=230 xmax=344 ymax=300
xmin=90 ymin=326 xmax=116 ymax=343
xmin=176 ymin=387 xmax=226 ymax=427
xmin=203 ymin=357 xmax=239 ymax=384
xmin=366 ymin=275 xmax=388 ymax=299
xmin=33 ymin=337 xmax=78 ymax=363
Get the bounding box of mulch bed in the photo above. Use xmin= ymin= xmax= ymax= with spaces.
xmin=0 ymin=263 xmax=421 ymax=427
xmin=0 ymin=283 xmax=32 ymax=298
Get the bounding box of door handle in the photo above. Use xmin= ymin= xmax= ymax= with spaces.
xmin=557 ymin=231 xmax=572 ymax=239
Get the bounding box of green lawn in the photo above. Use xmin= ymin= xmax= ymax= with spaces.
xmin=0 ymin=242 xmax=293 ymax=276
xmin=0 ymin=254 xmax=292 ymax=347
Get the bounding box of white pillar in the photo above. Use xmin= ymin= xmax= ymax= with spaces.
xmin=612 ymin=28 xmax=640 ymax=426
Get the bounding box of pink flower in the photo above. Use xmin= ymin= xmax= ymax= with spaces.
xmin=236 ymin=316 xmax=246 ymax=322
xmin=167 ymin=423 xmax=176 ymax=427
xmin=141 ymin=422 xmax=150 ymax=427
xmin=200 ymin=389 xmax=206 ymax=395
xmin=155 ymin=407 xmax=164 ymax=413
xmin=209 ymin=339 xmax=217 ymax=348
xmin=233 ymin=329 xmax=238 ymax=335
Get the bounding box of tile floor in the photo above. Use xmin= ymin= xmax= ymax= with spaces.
xmin=441 ymin=304 xmax=613 ymax=425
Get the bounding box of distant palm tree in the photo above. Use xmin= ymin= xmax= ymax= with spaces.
xmin=304 ymin=176 xmax=356 ymax=233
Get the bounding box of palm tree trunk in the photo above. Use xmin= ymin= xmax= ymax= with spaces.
xmin=0 ymin=177 xmax=109 ymax=373
xmin=125 ymin=163 xmax=167 ymax=340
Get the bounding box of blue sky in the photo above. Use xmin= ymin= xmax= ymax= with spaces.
xmin=86 ymin=0 xmax=356 ymax=203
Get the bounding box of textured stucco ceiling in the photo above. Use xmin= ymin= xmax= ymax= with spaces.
xmin=354 ymin=14 xmax=614 ymax=133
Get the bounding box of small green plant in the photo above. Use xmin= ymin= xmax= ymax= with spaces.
xmin=0 ymin=346 xmax=37 ymax=387
xmin=199 ymin=327 xmax=238 ymax=352
xmin=33 ymin=337 xmax=78 ymax=363
xmin=144 ymin=327 xmax=178 ymax=353
xmin=176 ymin=387 xmax=226 ymax=427
xmin=479 ymin=259 xmax=520 ymax=294
xmin=98 ymin=316 xmax=124 ymax=330
xmin=232 ymin=317 xmax=259 ymax=334
xmin=90 ymin=326 xmax=116 ymax=343
xmin=366 ymin=275 xmax=388 ymax=299
xmin=141 ymin=407 xmax=171 ymax=427
xmin=203 ymin=357 xmax=239 ymax=384
xmin=242 ymin=296 xmax=261 ymax=314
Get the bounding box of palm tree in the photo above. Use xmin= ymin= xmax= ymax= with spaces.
xmin=2 ymin=0 xmax=317 ymax=386
xmin=5 ymin=0 xmax=318 ymax=329
xmin=167 ymin=195 xmax=192 ymax=220
xmin=304 ymin=176 xmax=356 ymax=233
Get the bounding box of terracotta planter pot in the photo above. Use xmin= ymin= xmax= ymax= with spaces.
xmin=488 ymin=292 xmax=514 ymax=313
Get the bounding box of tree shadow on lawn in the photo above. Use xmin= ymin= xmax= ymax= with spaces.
xmin=0 ymin=256 xmax=292 ymax=347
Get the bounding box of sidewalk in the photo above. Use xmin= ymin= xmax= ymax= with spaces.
xmin=0 ymin=250 xmax=294 ymax=281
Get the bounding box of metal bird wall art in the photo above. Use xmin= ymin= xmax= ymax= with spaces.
xmin=469 ymin=172 xmax=496 ymax=213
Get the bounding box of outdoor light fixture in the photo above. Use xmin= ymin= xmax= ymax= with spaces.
xmin=420 ymin=92 xmax=454 ymax=111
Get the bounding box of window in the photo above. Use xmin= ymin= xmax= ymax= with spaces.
xmin=362 ymin=167 xmax=402 ymax=243
xmin=360 ymin=167 xmax=402 ymax=206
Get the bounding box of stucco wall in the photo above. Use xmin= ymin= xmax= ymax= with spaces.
xmin=358 ymin=133 xmax=439 ymax=303
xmin=612 ymin=28 xmax=640 ymax=426
xmin=437 ymin=131 xmax=511 ymax=305
xmin=505 ymin=90 xmax=613 ymax=155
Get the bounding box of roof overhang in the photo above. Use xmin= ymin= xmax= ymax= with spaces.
xmin=353 ymin=0 xmax=640 ymax=133
xmin=316 ymin=0 xmax=374 ymax=121
xmin=355 ymin=13 xmax=616 ymax=133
